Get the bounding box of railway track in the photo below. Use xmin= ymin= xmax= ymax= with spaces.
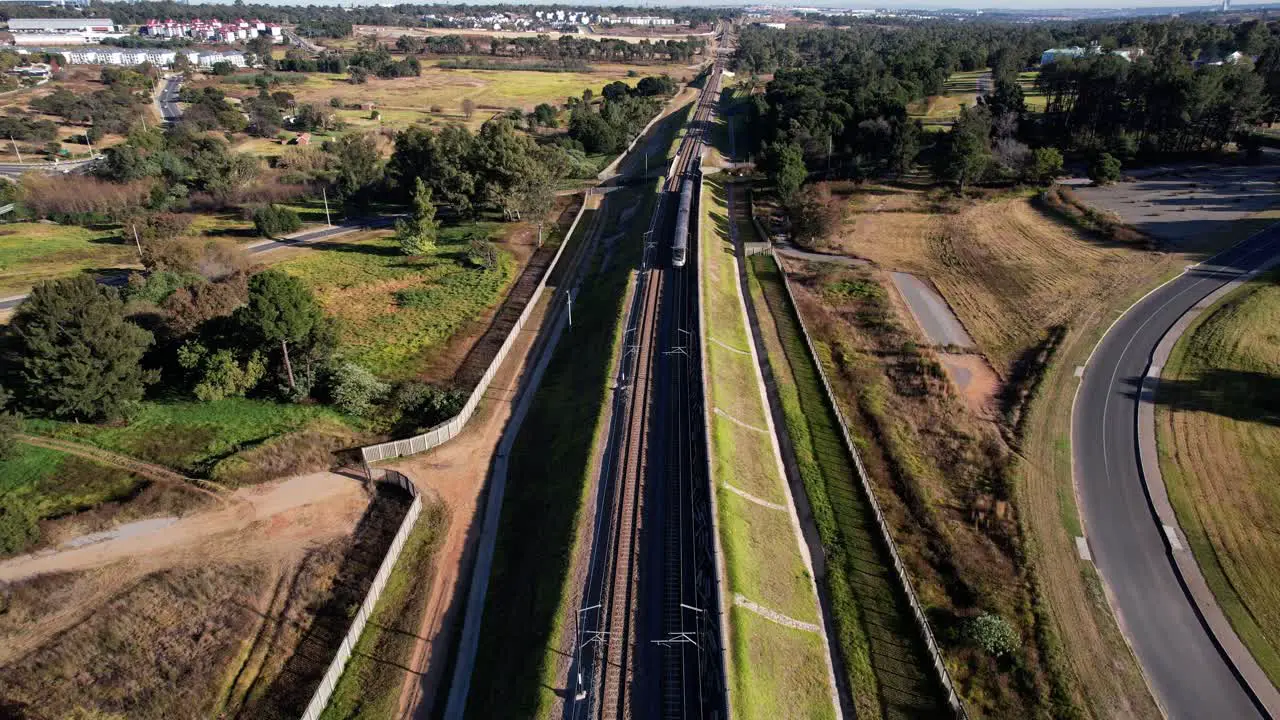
xmin=570 ymin=46 xmax=729 ymax=720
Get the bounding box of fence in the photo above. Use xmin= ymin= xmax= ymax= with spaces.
xmin=359 ymin=197 xmax=590 ymax=466
xmin=771 ymin=251 xmax=969 ymax=719
xmin=299 ymin=468 xmax=422 ymax=720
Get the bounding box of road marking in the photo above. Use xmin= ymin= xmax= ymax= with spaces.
xmin=1076 ymin=536 xmax=1092 ymax=561
xmin=722 ymin=482 xmax=788 ymax=512
xmin=713 ymin=406 xmax=768 ymax=434
xmin=1075 ymin=365 xmax=1085 ymax=378
xmin=733 ymin=593 xmax=820 ymax=633
xmin=710 ymin=337 xmax=751 ymax=355
xmin=1163 ymin=525 xmax=1184 ymax=551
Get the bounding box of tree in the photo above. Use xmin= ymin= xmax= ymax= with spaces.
xmin=0 ymin=387 xmax=19 ymax=461
xmin=602 ymin=80 xmax=630 ymax=101
xmin=468 ymin=235 xmax=498 ymax=268
xmin=533 ymin=102 xmax=559 ymax=128
xmin=941 ymin=105 xmax=992 ymax=192
xmin=389 ymin=123 xmax=476 ymax=214
xmin=9 ymin=276 xmax=155 ymax=421
xmin=788 ymin=184 xmax=841 ymax=248
xmin=177 ymin=342 xmax=266 ymax=402
xmin=348 ymin=66 xmax=369 ymax=84
xmin=211 ymin=61 xmax=235 ymax=76
xmin=1089 ymin=152 xmax=1122 ymax=185
xmin=396 ymin=178 xmax=439 ymax=255
xmin=461 ymin=97 xmax=476 ymax=120
xmin=770 ymin=142 xmax=807 ymax=203
xmin=252 ymin=205 xmax=302 ymax=237
xmin=1027 ymin=147 xmax=1064 ymax=185
xmin=329 ymin=132 xmax=382 ymax=203
xmin=235 ymin=271 xmax=324 ymax=391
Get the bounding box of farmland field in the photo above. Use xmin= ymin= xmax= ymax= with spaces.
xmin=214 ymin=64 xmax=665 ymax=132
xmin=1157 ymin=269 xmax=1280 ymax=686
xmin=701 ymin=176 xmax=835 ymax=720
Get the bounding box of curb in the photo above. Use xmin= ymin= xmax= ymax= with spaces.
xmin=1136 ymin=256 xmax=1280 ymax=719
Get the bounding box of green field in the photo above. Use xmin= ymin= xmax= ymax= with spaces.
xmin=320 ymin=497 xmax=450 ymax=720
xmin=0 ymin=223 xmax=136 ymax=297
xmin=745 ymin=253 xmax=948 ymax=718
xmin=278 ymin=225 xmax=513 ymax=380
xmin=0 ymin=442 xmax=147 ymax=554
xmin=25 ymin=398 xmax=357 ymax=479
xmin=700 ymin=175 xmax=835 ymax=720
xmin=1157 ymin=269 xmax=1280 ymax=686
xmin=466 ymin=185 xmax=642 ymax=719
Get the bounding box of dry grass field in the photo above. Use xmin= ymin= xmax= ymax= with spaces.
xmin=1157 ymin=270 xmax=1280 ymax=686
xmin=0 ymin=473 xmax=413 ymax=720
xmin=801 ymin=182 xmax=1184 ymax=718
xmin=826 ymin=186 xmax=1162 ymax=374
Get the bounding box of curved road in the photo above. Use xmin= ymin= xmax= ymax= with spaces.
xmin=1074 ymin=224 xmax=1280 ymax=719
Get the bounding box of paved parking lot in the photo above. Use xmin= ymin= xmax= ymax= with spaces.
xmin=1072 ymin=162 xmax=1280 ymax=247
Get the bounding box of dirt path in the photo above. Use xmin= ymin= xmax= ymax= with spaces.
xmin=0 ymin=472 xmax=366 ymax=583
xmin=17 ymin=433 xmax=226 ymax=497
xmin=391 ymin=296 xmax=554 ymax=720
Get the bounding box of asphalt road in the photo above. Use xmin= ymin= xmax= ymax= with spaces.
xmin=0 ymin=158 xmax=93 ymax=181
xmin=889 ymin=270 xmax=975 ymax=348
xmin=1074 ymin=223 xmax=1280 ymax=720
xmin=158 ymin=75 xmax=183 ymax=122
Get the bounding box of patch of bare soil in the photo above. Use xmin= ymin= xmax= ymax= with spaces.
xmin=393 ymin=293 xmax=554 ymax=719
xmin=938 ymin=353 xmax=1001 ymax=419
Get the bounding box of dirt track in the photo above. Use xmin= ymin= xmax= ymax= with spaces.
xmin=0 ymin=472 xmax=367 ymax=584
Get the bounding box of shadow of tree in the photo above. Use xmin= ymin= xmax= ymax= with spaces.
xmin=1123 ymin=369 xmax=1280 ymax=427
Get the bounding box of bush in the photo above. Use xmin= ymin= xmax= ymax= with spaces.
xmin=965 ymin=612 xmax=1019 ymax=659
xmin=123 ymin=269 xmax=203 ymax=304
xmin=391 ymin=381 xmax=466 ymax=429
xmin=252 ymin=204 xmax=302 ymax=238
xmin=1088 ymin=152 xmax=1122 ymax=186
xmin=468 ymin=236 xmax=498 ymax=268
xmin=1027 ymin=147 xmax=1064 ymax=185
xmin=329 ymin=361 xmax=388 ymax=416
xmin=178 ymin=342 xmax=266 ymax=402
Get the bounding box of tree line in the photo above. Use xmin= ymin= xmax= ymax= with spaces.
xmin=395 ymin=32 xmax=704 ymax=64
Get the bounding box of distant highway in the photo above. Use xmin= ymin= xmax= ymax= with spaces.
xmin=0 ymin=158 xmax=93 ymax=181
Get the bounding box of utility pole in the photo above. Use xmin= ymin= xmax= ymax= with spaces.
xmin=322 ymin=187 xmax=331 ymax=226
xmin=566 ymin=288 xmax=573 ymax=327
xmin=9 ymin=135 xmax=21 ymax=164
xmin=827 ymin=134 xmax=833 ymax=176
xmin=537 ymin=221 xmax=543 ymax=248
xmin=132 ymin=224 xmax=143 ymax=259
xmin=85 ymin=115 xmax=95 ymax=159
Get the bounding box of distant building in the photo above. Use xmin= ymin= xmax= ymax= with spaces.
xmin=52 ymin=46 xmax=244 ymax=68
xmin=1113 ymin=47 xmax=1146 ymax=61
xmin=7 ymin=17 xmax=120 ymax=45
xmin=1040 ymin=47 xmax=1087 ymax=65
xmin=756 ymin=22 xmax=787 ymax=30
xmin=139 ymin=18 xmax=281 ymax=44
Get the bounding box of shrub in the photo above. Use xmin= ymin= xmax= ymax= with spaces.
xmin=252 ymin=204 xmax=302 ymax=237
xmin=123 ymin=269 xmax=203 ymax=304
xmin=1088 ymin=153 xmax=1122 ymax=186
xmin=329 ymin=361 xmax=388 ymax=416
xmin=391 ymin=381 xmax=466 ymax=429
xmin=468 ymin=236 xmax=498 ymax=268
xmin=178 ymin=342 xmax=266 ymax=402
xmin=965 ymin=612 xmax=1020 ymax=659
xmin=1027 ymin=147 xmax=1064 ymax=185
xmin=330 ymin=96 xmax=342 ymax=108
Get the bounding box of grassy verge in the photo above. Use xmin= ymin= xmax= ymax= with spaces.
xmin=701 ymin=176 xmax=834 ymax=719
xmin=466 ymin=183 xmax=650 ymax=720
xmin=0 ymin=222 xmax=137 ymax=297
xmin=277 ymin=224 xmax=513 ymax=380
xmin=0 ymin=442 xmax=145 ymax=553
xmin=1157 ymin=269 xmax=1280 ymax=686
xmin=745 ymin=253 xmax=946 ymax=719
xmin=24 ymin=398 xmax=358 ymax=478
xmin=320 ymin=497 xmax=451 ymax=720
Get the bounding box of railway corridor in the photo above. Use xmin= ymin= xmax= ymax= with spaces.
xmin=568 ymin=59 xmax=728 ymax=720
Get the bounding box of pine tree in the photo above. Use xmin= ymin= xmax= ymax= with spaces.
xmin=235 ymin=271 xmax=324 ymax=391
xmin=396 ymin=177 xmax=439 ymax=256
xmin=10 ymin=276 xmax=156 ymax=421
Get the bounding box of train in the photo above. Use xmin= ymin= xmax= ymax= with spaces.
xmin=671 ymin=176 xmax=694 ymax=268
